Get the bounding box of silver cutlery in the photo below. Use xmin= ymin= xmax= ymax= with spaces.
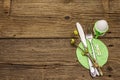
xmin=86 ymin=27 xmax=103 ymax=76
xmin=76 ymin=22 xmax=97 ymax=77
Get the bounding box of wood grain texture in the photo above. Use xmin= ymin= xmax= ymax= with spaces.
xmin=0 ymin=0 xmax=119 ymax=38
xmin=0 ymin=39 xmax=120 ymax=80
xmin=0 ymin=0 xmax=120 ymax=80
xmin=110 ymin=0 xmax=120 ymax=13
xmin=3 ymin=0 xmax=11 ymax=15
xmin=0 ymin=14 xmax=119 ymax=38
xmin=0 ymin=0 xmax=3 ymax=14
xmin=10 ymin=0 xmax=120 ymax=16
xmin=102 ymin=0 xmax=109 ymax=13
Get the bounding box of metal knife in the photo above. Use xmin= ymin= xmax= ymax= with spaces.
xmin=76 ymin=22 xmax=97 ymax=77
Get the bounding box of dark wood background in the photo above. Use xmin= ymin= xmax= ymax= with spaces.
xmin=0 ymin=0 xmax=120 ymax=80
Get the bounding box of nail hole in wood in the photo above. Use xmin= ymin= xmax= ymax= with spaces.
xmin=13 ymin=34 xmax=16 ymax=37
xmin=48 ymin=17 xmax=52 ymax=19
xmin=108 ymin=74 xmax=112 ymax=77
xmin=32 ymin=49 xmax=34 ymax=51
xmin=4 ymin=11 xmax=8 ymax=14
xmin=107 ymin=31 xmax=112 ymax=34
xmin=82 ymin=75 xmax=85 ymax=77
xmin=108 ymin=44 xmax=114 ymax=47
xmin=64 ymin=16 xmax=70 ymax=20
xmin=76 ymin=59 xmax=78 ymax=62
xmin=107 ymin=66 xmax=113 ymax=71
xmin=44 ymin=65 xmax=47 ymax=67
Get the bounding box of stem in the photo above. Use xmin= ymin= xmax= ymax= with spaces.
xmin=95 ymin=35 xmax=99 ymax=38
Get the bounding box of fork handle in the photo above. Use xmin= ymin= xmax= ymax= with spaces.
xmin=89 ymin=40 xmax=101 ymax=76
xmin=88 ymin=57 xmax=97 ymax=77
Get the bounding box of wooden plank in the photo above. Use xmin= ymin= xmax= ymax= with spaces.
xmin=0 ymin=39 xmax=120 ymax=80
xmin=0 ymin=14 xmax=119 ymax=38
xmin=10 ymin=0 xmax=120 ymax=16
xmin=11 ymin=0 xmax=103 ymax=16
xmin=0 ymin=65 xmax=92 ymax=80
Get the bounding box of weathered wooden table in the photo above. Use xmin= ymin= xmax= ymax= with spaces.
xmin=0 ymin=0 xmax=120 ymax=80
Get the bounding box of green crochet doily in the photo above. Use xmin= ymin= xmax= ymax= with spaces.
xmin=76 ymin=38 xmax=108 ymax=69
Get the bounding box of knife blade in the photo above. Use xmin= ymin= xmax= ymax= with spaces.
xmin=76 ymin=22 xmax=87 ymax=48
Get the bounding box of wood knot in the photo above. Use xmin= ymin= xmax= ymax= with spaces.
xmin=64 ymin=16 xmax=70 ymax=20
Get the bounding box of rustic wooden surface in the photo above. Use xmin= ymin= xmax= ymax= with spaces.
xmin=0 ymin=0 xmax=120 ymax=80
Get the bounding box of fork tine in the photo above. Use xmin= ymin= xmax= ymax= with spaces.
xmin=87 ymin=23 xmax=91 ymax=34
xmin=90 ymin=19 xmax=94 ymax=34
xmin=85 ymin=22 xmax=89 ymax=36
xmin=86 ymin=23 xmax=90 ymax=34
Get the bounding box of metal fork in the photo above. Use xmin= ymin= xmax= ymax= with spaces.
xmin=87 ymin=51 xmax=97 ymax=77
xmin=86 ymin=26 xmax=100 ymax=76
